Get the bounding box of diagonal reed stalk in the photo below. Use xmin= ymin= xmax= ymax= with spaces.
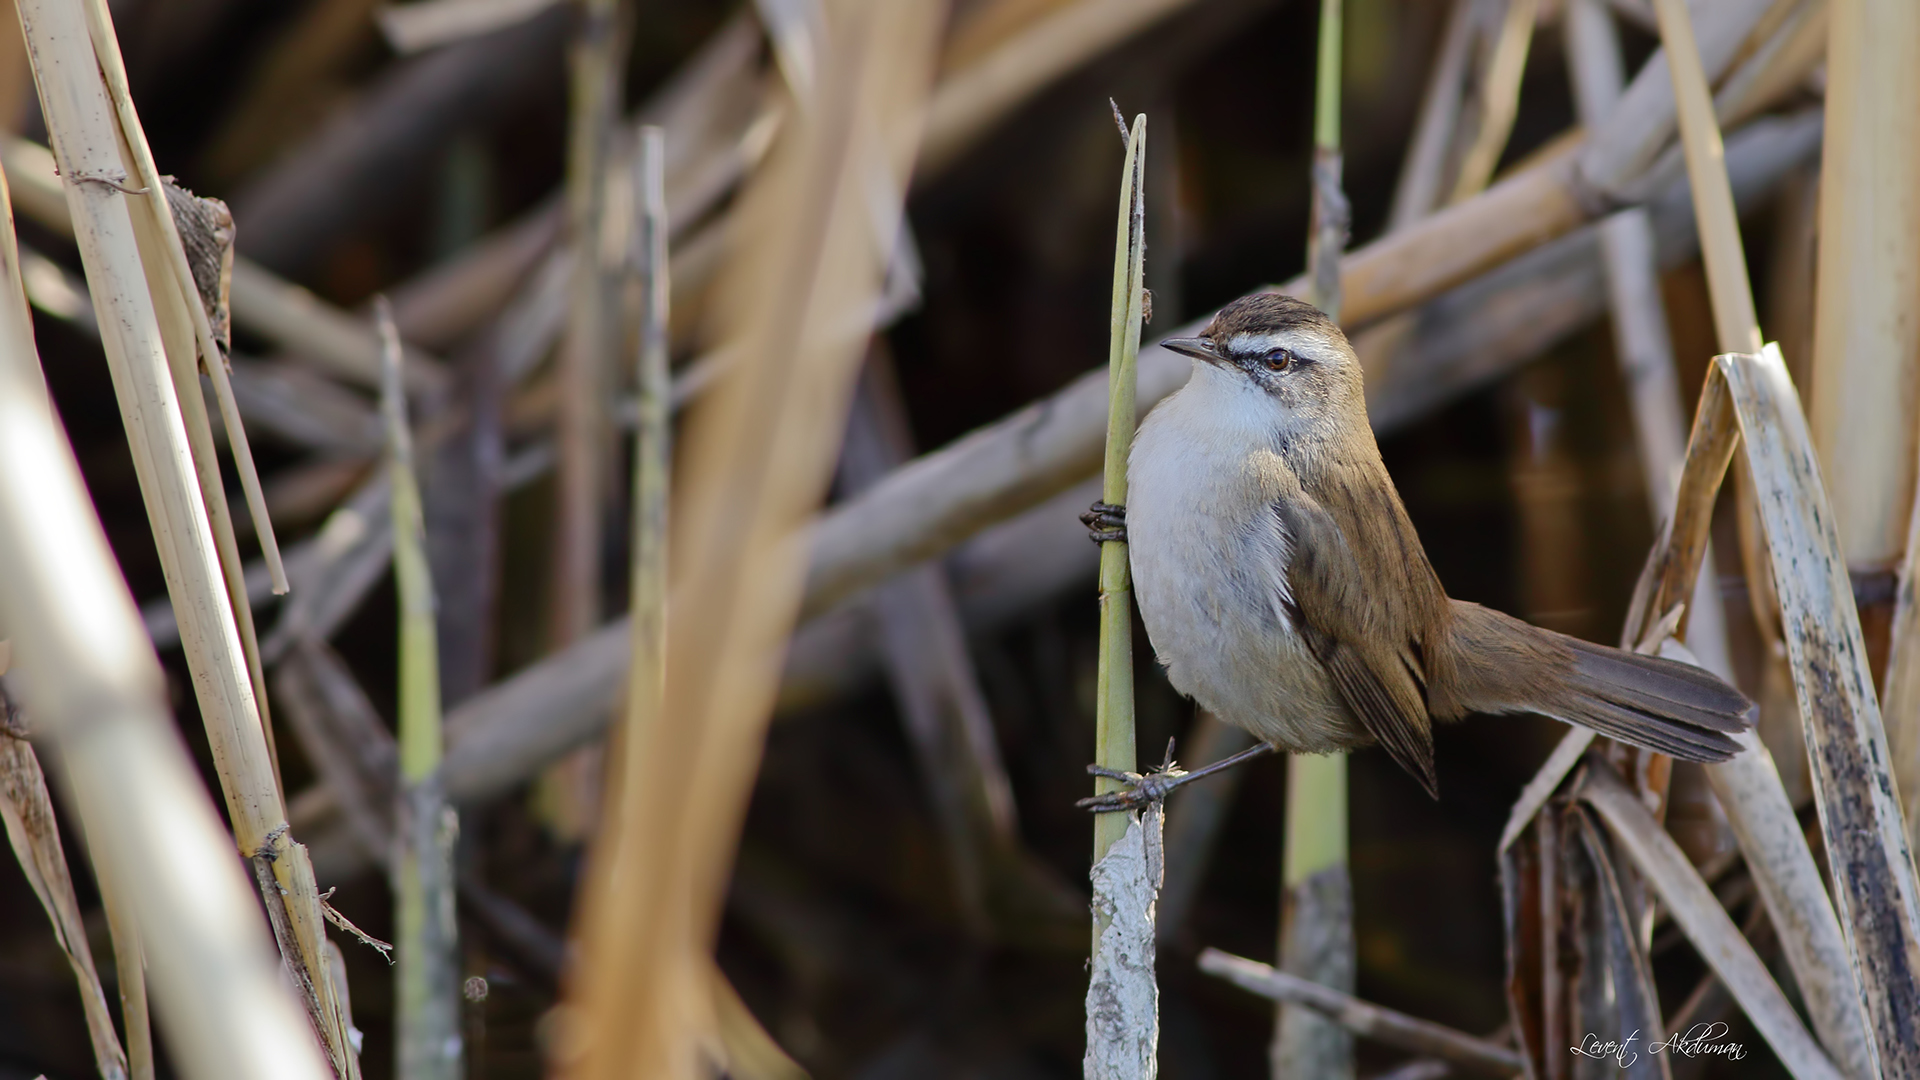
xmin=1275 ymin=2 xmax=1353 ymax=1078
xmin=12 ymin=0 xmax=357 ymax=1070
xmin=556 ymin=3 xmax=946 ymax=1075
xmin=377 ymin=298 xmax=462 ymax=1080
xmin=0 ymin=154 xmax=328 ymax=1080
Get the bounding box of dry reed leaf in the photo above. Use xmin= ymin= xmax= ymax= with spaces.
xmin=0 ymin=724 xmax=130 ymax=1080
xmin=556 ymin=1 xmax=946 ymax=1075
xmin=1714 ymin=348 xmax=1920 ymax=1074
xmin=1577 ymin=763 xmax=1843 ymax=1080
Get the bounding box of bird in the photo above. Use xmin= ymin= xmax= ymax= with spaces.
xmin=1080 ymin=292 xmax=1751 ymax=807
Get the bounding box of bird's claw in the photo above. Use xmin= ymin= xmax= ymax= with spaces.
xmin=1076 ymin=740 xmax=1184 ymax=812
xmin=1081 ymin=501 xmax=1127 ymax=544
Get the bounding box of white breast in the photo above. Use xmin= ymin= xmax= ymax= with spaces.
xmin=1125 ymin=364 xmax=1358 ymax=751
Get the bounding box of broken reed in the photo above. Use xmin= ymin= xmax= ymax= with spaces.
xmin=1090 ymin=112 xmax=1145 ymax=869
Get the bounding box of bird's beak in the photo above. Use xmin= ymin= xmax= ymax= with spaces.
xmin=1159 ymin=336 xmax=1220 ymax=364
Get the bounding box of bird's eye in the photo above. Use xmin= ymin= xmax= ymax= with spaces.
xmin=1262 ymin=348 xmax=1294 ymax=372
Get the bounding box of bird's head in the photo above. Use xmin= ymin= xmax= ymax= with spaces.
xmin=1157 ymin=293 xmax=1365 ymax=431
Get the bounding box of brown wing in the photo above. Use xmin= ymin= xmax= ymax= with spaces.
xmin=1276 ymin=455 xmax=1452 ymax=798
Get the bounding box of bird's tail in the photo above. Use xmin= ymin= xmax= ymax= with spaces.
xmin=1445 ymin=601 xmax=1752 ymax=762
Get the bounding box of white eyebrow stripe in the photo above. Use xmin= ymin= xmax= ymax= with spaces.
xmin=1225 ymin=329 xmax=1335 ymax=361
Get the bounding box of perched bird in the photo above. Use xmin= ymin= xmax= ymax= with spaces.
xmin=1083 ymin=293 xmax=1750 ymax=805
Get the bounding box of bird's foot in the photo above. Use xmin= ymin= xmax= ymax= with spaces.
xmin=1077 ymin=741 xmax=1186 ymax=812
xmin=1081 ymin=501 xmax=1127 ymax=544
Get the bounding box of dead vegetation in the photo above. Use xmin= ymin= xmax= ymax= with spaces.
xmin=0 ymin=0 xmax=1914 ymax=1078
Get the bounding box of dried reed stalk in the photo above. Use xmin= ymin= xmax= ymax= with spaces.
xmin=0 ymin=133 xmax=452 ymax=397
xmin=1387 ymin=0 xmax=1476 ymax=230
xmin=1576 ymin=0 xmax=1779 ymax=198
xmin=0 ymin=710 xmax=130 ymax=1080
xmin=624 ymin=120 xmax=670 ymax=849
xmin=77 ymin=0 xmax=293 ymax=816
xmin=1644 ymin=4 xmax=1887 ymax=1069
xmin=1822 ymin=0 xmax=1920 ymax=839
xmin=1275 ymin=3 xmax=1353 ymax=1078
xmin=1083 ymin=110 xmax=1155 ymax=1080
xmin=89 ymin=820 xmax=156 ymax=1080
xmin=1202 ymin=949 xmax=1523 ymax=1078
xmin=1714 ymin=350 xmax=1920 ymax=1076
xmin=292 ymin=114 xmax=1826 ymax=883
xmin=13 ymin=0 xmax=357 ymax=1069
xmin=0 ymin=175 xmax=328 ymax=1080
xmin=376 ymin=300 xmax=462 ymax=1080
xmin=1565 ymin=0 xmax=1733 ymax=676
xmin=1447 ymin=0 xmax=1540 ymax=205
xmin=537 ymin=0 xmax=628 ymax=841
xmin=76 ymin=0 xmax=287 ymax=596
xmin=562 ymin=118 xmax=671 ymax=1052
xmin=1577 ymin=763 xmax=1843 ymax=1080
xmin=555 ymin=3 xmax=945 ymax=1076
xmin=551 ymin=0 xmax=624 ymax=647
xmin=1651 ymin=0 xmax=1763 ymax=356
xmin=920 ymin=0 xmax=1198 ymax=174
xmin=0 ymin=174 xmax=148 ymax=1079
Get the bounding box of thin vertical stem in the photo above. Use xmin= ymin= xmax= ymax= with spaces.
xmin=1091 ymin=113 xmax=1146 ymax=869
xmin=542 ymin=0 xmax=629 ymax=841
xmin=628 ymin=123 xmax=669 ymax=755
xmin=378 ymin=299 xmax=460 ymax=1080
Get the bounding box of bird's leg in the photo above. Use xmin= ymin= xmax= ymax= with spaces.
xmin=1081 ymin=501 xmax=1127 ymax=544
xmin=1077 ymin=738 xmax=1275 ymax=812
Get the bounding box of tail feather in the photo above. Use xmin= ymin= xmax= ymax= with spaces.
xmin=1446 ymin=601 xmax=1753 ymax=764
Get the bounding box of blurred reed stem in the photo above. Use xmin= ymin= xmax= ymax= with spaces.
xmin=16 ymin=0 xmax=356 ymax=1067
xmin=0 ymin=149 xmax=327 ymax=1080
xmin=379 ymin=298 xmax=461 ymax=1080
xmin=556 ymin=3 xmax=946 ymax=1075
xmin=540 ymin=0 xmax=630 ymax=839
